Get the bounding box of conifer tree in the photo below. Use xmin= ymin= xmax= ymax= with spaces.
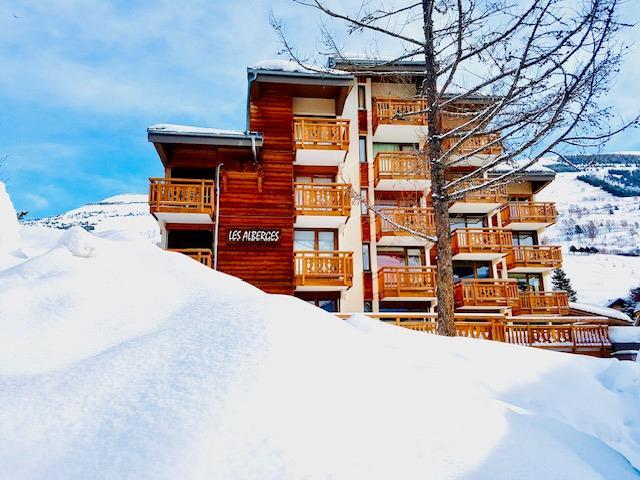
xmin=552 ymin=268 xmax=577 ymax=302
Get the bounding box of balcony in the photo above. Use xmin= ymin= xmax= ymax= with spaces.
xmin=451 ymin=228 xmax=513 ymax=260
xmin=506 ymin=246 xmax=562 ymax=272
xmin=293 ymin=117 xmax=350 ymax=166
xmin=500 ymin=202 xmax=557 ymax=230
xmin=441 ymin=133 xmax=503 ymax=166
xmin=372 ymin=97 xmax=428 ymax=143
xmin=454 ymin=278 xmax=520 ymax=309
xmin=149 ymin=178 xmax=214 ymax=224
xmin=517 ymin=291 xmax=570 ymax=316
xmin=448 ymin=178 xmax=508 ymax=213
xmin=294 ymin=251 xmax=353 ymax=291
xmin=373 ymin=151 xmax=431 ymax=191
xmin=168 ymin=248 xmax=213 ymax=268
xmin=294 ymin=183 xmax=351 ymax=228
xmin=375 ymin=207 xmax=435 ymax=246
xmin=378 ymin=266 xmax=437 ymax=300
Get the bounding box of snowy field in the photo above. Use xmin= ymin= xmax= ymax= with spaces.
xmin=2 ymin=185 xmax=640 ymax=479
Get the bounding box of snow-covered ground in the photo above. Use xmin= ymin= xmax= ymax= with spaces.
xmin=2 ymin=184 xmax=640 ymax=478
xmin=23 ymin=194 xmax=160 ymax=244
xmin=537 ymin=167 xmax=640 ymax=304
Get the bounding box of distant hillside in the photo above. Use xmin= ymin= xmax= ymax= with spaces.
xmin=23 ymin=194 xmax=160 ymax=244
xmin=545 ymin=152 xmax=640 ymax=172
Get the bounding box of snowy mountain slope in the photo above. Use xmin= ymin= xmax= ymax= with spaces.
xmin=23 ymin=194 xmax=160 ymax=244
xmin=0 ymin=182 xmax=639 ymax=479
xmin=536 ymin=166 xmax=640 ymax=304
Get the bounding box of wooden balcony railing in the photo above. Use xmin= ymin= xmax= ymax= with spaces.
xmin=149 ymin=178 xmax=214 ymax=215
xmin=506 ymin=246 xmax=562 ymax=270
xmin=168 ymin=248 xmax=213 ymax=267
xmin=378 ymin=266 xmax=437 ymax=299
xmin=334 ymin=312 xmax=612 ymax=357
xmin=504 ymin=323 xmax=610 ymax=355
xmin=294 ymin=183 xmax=351 ymax=217
xmin=441 ymin=133 xmax=503 ymax=156
xmin=448 ymin=177 xmax=508 ymax=204
xmin=501 ymin=202 xmax=557 ymax=226
xmin=518 ymin=291 xmax=570 ymax=315
xmin=294 ymin=251 xmax=353 ymax=288
xmin=293 ymin=117 xmax=350 ymax=150
xmin=375 ymin=207 xmax=436 ymax=239
xmin=438 ymin=111 xmax=484 ymax=132
xmin=372 ymin=97 xmax=428 ymax=131
xmin=373 ymin=151 xmax=430 ymax=185
xmin=451 ymin=228 xmax=513 ymax=256
xmin=454 ymin=278 xmax=520 ymax=308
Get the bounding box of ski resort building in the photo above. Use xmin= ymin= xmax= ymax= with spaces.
xmin=147 ymin=59 xmax=612 ymax=355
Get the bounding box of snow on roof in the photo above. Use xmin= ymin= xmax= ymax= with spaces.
xmin=490 ymin=158 xmax=555 ymax=174
xmin=251 ymin=59 xmax=349 ymax=76
xmin=634 ymin=302 xmax=640 ymax=314
xmin=148 ymin=124 xmax=246 ymax=137
xmin=570 ymin=302 xmax=633 ymax=323
xmin=605 ymin=297 xmax=629 ymax=308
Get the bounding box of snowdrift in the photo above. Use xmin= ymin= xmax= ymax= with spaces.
xmin=0 ymin=182 xmax=639 ymax=479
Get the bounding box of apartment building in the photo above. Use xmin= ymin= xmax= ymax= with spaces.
xmin=147 ymin=59 xmax=568 ymax=319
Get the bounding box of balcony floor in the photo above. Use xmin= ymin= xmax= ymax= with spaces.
xmin=504 ymin=221 xmax=555 ymax=230
xmin=452 ymin=251 xmax=509 ymax=261
xmin=507 ymin=265 xmax=558 ymax=273
xmin=449 ymin=202 xmax=504 ymax=214
xmin=377 ymin=235 xmax=432 ymax=247
xmin=445 ymin=153 xmax=500 ymax=167
xmin=294 ymin=149 xmax=346 ymax=166
xmin=294 ymin=284 xmax=350 ymax=292
xmin=372 ymin=124 xmax=428 ymax=143
xmin=152 ymin=211 xmax=213 ymax=225
xmin=375 ymin=179 xmax=431 ymax=191
xmin=294 ymin=215 xmax=348 ymax=229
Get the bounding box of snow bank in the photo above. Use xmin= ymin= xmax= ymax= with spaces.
xmin=1 ymin=189 xmax=640 ymax=478
xmin=610 ymin=327 xmax=640 ymax=343
xmin=0 ymin=181 xmax=20 ymax=254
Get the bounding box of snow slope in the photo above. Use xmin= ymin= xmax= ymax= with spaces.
xmin=1 ymin=182 xmax=640 ymax=479
xmin=23 ymin=194 xmax=160 ymax=244
xmin=537 ymin=168 xmax=640 ymax=304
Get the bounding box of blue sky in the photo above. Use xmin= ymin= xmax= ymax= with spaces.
xmin=1 ymin=0 xmax=639 ymax=217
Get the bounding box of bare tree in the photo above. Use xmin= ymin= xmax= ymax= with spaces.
xmin=586 ymin=220 xmax=599 ymax=240
xmin=272 ymin=0 xmax=637 ymax=335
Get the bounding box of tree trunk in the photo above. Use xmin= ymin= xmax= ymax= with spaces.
xmin=421 ymin=0 xmax=455 ymax=335
xmin=434 ymin=191 xmax=456 ymax=336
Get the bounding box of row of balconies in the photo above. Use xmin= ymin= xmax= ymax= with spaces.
xmin=163 ymin=246 xmax=568 ymax=314
xmin=150 ymin=177 xmax=557 ymax=229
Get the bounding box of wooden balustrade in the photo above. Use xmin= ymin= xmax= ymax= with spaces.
xmin=449 ymin=177 xmax=508 ymax=204
xmin=503 ymin=323 xmax=610 ymax=355
xmin=293 ymin=117 xmax=350 ymax=150
xmin=167 ymin=248 xmax=213 ymax=267
xmin=148 ymin=178 xmax=214 ymax=215
xmin=374 ymin=151 xmax=430 ymax=184
xmin=334 ymin=312 xmax=611 ymax=356
xmin=501 ymin=202 xmax=557 ymax=226
xmin=375 ymin=207 xmax=436 ymax=239
xmin=438 ymin=111 xmax=484 ymax=131
xmin=518 ymin=291 xmax=570 ymax=315
xmin=372 ymin=97 xmax=428 ymax=131
xmin=454 ymin=278 xmax=520 ymax=308
xmin=294 ymin=183 xmax=351 ymax=217
xmin=451 ymin=228 xmax=513 ymax=256
xmin=294 ymin=251 xmax=353 ymax=288
xmin=506 ymin=246 xmax=562 ymax=270
xmin=442 ymin=133 xmax=503 ymax=156
xmin=378 ymin=266 xmax=437 ymax=299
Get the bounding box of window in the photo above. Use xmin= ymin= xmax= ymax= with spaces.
xmin=363 ymin=301 xmax=373 ymax=313
xmin=453 ymin=261 xmax=492 ymax=282
xmin=360 ymin=189 xmax=368 ymax=215
xmin=512 ymin=231 xmax=537 ymax=246
xmin=377 ymin=247 xmax=425 ymax=268
xmin=449 ymin=215 xmax=487 ymax=230
xmin=296 ymin=292 xmax=340 ymax=312
xmin=362 ymin=243 xmax=371 ymax=272
xmin=359 ymin=137 xmax=368 ymax=163
xmin=358 ymin=85 xmax=366 ymax=110
xmin=509 ymin=273 xmax=543 ymax=291
xmin=294 ymin=229 xmax=337 ymax=251
xmin=372 ymin=143 xmax=418 ymax=155
xmin=295 ymin=174 xmax=334 ymax=184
